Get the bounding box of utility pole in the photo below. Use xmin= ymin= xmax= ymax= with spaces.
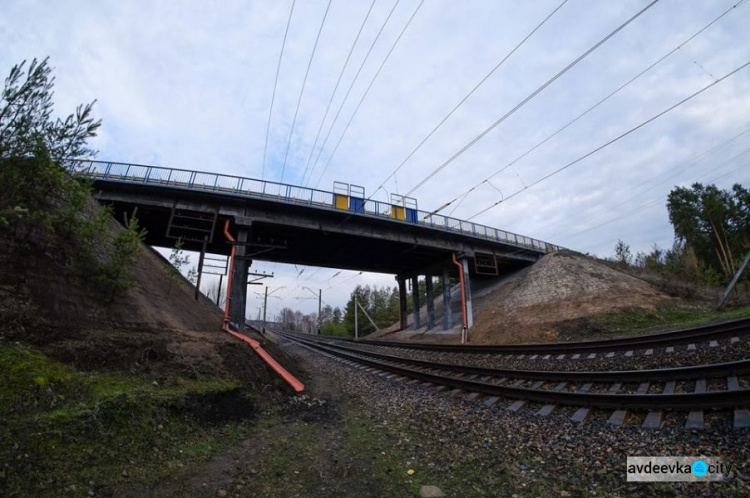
xmin=263 ymin=286 xmax=268 ymax=328
xmin=302 ymin=286 xmax=322 ymax=335
xmin=356 ymin=299 xmax=379 ymax=333
xmin=195 ymin=236 xmax=208 ymax=301
xmin=354 ymin=297 xmax=358 ymax=339
xmin=262 ymin=286 xmax=285 ymax=331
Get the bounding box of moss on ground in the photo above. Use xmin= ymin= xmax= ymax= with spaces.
xmin=0 ymin=339 xmax=251 ymax=497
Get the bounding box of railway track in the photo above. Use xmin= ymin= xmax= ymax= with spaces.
xmin=261 ymin=325 xmax=750 ymax=430
xmin=318 ymin=317 xmax=750 ymax=356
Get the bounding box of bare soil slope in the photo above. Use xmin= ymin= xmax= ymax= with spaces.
xmin=0 ymin=216 xmax=300 ymax=387
xmin=470 ymin=250 xmax=673 ymax=344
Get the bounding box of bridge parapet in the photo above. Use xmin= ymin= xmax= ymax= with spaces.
xmin=65 ymin=159 xmax=560 ymax=255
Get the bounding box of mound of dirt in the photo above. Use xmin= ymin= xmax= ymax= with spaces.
xmin=470 ymin=250 xmax=673 ymax=344
xmin=0 ymin=212 xmax=302 ymax=390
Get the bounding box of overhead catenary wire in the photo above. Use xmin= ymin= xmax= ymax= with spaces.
xmin=401 ymin=0 xmax=661 ymax=198
xmin=371 ymin=0 xmax=569 ymax=196
xmin=279 ymin=0 xmax=334 ymax=184
xmin=325 ymin=271 xmax=363 ymax=291
xmin=300 ymin=0 xmax=378 ymax=186
xmin=423 ymin=0 xmax=748 ymax=217
xmin=528 ymin=126 xmax=750 ymax=240
xmin=559 ymin=155 xmax=750 ymax=252
xmin=304 ymin=0 xmax=403 ymax=187
xmin=312 ymin=0 xmax=426 ymax=189
xmin=546 ymin=140 xmax=750 ymax=242
xmin=466 ymin=59 xmax=750 ymax=221
xmin=262 ymin=0 xmax=296 ymax=181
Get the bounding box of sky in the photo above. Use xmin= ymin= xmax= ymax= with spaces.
xmin=3 ymin=0 xmax=749 ymax=319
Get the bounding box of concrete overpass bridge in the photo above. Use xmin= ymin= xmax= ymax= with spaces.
xmin=66 ymin=159 xmax=560 ymax=333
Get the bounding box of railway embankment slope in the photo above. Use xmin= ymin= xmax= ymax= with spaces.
xmin=470 ymin=250 xmax=674 ymax=344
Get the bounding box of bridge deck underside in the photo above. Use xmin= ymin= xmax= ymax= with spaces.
xmin=97 ymin=182 xmax=543 ymax=276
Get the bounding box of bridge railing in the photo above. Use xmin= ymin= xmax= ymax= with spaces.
xmin=66 ymin=159 xmax=559 ymax=254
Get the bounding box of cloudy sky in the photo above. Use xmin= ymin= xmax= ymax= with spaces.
xmin=3 ymin=0 xmax=749 ymax=318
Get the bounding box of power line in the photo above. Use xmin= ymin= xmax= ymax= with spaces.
xmin=279 ymin=0 xmax=334 ymax=183
xmin=402 ymin=0 xmax=661 ymax=197
xmin=304 ymin=0 xmax=403 ymax=187
xmin=542 ymin=134 xmax=750 ymax=241
xmin=531 ymin=125 xmax=750 ymax=235
xmin=313 ymin=0 xmax=426 ymax=188
xmin=262 ymin=0 xmax=296 ymax=181
xmin=423 ymin=0 xmax=747 ymax=217
xmin=325 ymin=271 xmax=363 ymax=291
xmin=300 ymin=0 xmax=378 ymax=186
xmin=467 ymin=59 xmax=750 ymax=220
xmin=372 ymin=0 xmax=569 ymax=196
xmin=556 ymin=155 xmax=750 ymax=246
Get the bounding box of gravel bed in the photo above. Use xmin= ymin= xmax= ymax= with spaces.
xmin=281 ymin=338 xmax=750 ymax=497
xmin=333 ymin=334 xmax=750 ymax=373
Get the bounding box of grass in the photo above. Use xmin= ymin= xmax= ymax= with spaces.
xmin=559 ymin=305 xmax=750 ymax=341
xmin=0 ymin=340 xmax=250 ymax=497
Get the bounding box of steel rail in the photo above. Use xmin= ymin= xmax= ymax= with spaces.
xmin=274 ymin=331 xmax=749 ymax=410
xmin=329 ymin=317 xmax=750 ymax=354
xmin=277 ymin=332 xmax=750 ymax=382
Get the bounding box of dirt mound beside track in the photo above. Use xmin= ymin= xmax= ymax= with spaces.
xmin=470 ymin=250 xmax=673 ymax=344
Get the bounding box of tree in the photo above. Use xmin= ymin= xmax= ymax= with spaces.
xmin=95 ymin=209 xmax=147 ymax=301
xmin=164 ymin=238 xmax=190 ymax=294
xmin=0 ymin=57 xmax=100 ymax=160
xmin=0 ymin=58 xmax=146 ymax=301
xmin=332 ymin=307 xmax=343 ymax=325
xmin=319 ymin=304 xmax=334 ymax=325
xmin=668 ymin=183 xmax=749 ymax=279
xmin=614 ymin=239 xmax=633 ymax=267
xmin=1 ymin=57 xmax=101 ymax=229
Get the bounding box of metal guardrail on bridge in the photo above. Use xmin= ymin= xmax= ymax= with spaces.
xmin=65 ymin=159 xmax=560 ymax=254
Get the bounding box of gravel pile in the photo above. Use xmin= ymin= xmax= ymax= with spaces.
xmin=282 ymin=338 xmax=750 ymax=497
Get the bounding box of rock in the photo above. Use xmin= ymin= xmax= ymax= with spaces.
xmin=419 ymin=484 xmax=446 ymax=498
xmin=217 ymin=490 xmax=227 ymax=498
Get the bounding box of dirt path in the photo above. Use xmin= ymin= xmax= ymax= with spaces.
xmin=129 ymin=340 xmax=418 ymax=498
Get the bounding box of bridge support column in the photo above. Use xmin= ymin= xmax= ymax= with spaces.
xmin=460 ymin=257 xmax=473 ymax=330
xmin=442 ymin=268 xmax=452 ymax=330
xmin=397 ymin=275 xmax=408 ymax=331
xmin=425 ymin=274 xmax=435 ymax=330
xmin=411 ymin=276 xmax=421 ymax=330
xmin=230 ymin=228 xmax=250 ymax=328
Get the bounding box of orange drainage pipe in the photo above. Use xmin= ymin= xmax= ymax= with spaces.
xmin=452 ymin=253 xmax=468 ymax=344
xmin=221 ymin=219 xmax=305 ymax=392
